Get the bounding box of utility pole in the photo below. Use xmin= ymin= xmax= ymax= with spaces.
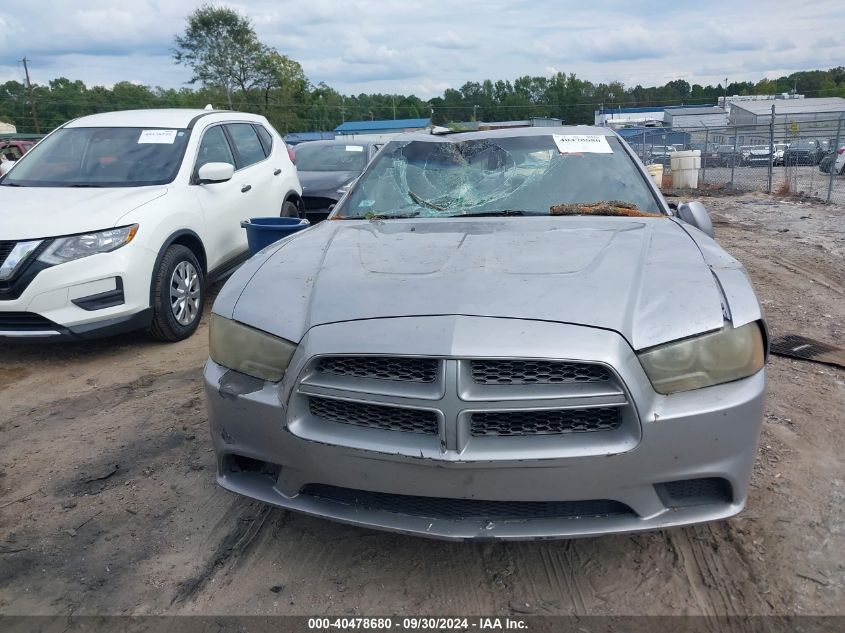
xmin=22 ymin=57 xmax=41 ymax=133
xmin=392 ymin=95 xmax=396 ymax=120
xmin=723 ymin=77 xmax=728 ymax=107
xmin=473 ymin=104 xmax=479 ymax=121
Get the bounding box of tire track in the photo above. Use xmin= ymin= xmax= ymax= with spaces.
xmin=170 ymin=498 xmax=272 ymax=606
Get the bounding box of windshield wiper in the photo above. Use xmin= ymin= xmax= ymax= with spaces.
xmin=334 ymin=211 xmax=421 ymax=220
xmin=443 ymin=209 xmax=530 ymax=217
xmin=66 ymin=184 xmax=108 ymax=188
xmin=366 ymin=211 xmax=421 ymax=220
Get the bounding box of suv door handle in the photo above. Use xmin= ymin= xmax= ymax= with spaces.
xmin=273 ymin=168 xmax=282 ymax=176
xmin=241 ymin=184 xmax=252 ymax=193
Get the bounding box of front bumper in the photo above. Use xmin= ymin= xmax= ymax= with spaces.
xmin=204 ymin=316 xmax=766 ymax=540
xmin=0 ymin=245 xmax=156 ymax=341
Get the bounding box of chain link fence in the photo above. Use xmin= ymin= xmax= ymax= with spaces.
xmin=621 ymin=115 xmax=845 ymax=204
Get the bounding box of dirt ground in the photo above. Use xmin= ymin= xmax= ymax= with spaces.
xmin=0 ymin=192 xmax=843 ymax=617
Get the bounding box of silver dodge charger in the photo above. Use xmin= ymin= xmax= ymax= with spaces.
xmin=204 ymin=127 xmax=767 ymax=540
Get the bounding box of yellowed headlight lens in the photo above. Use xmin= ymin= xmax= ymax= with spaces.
xmin=638 ymin=322 xmax=765 ymax=394
xmin=209 ymin=314 xmax=297 ymax=382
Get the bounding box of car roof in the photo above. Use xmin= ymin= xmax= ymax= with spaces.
xmin=63 ymin=108 xmax=263 ymax=129
xmin=400 ymin=125 xmax=619 ymax=143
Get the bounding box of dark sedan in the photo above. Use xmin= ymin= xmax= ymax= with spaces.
xmin=294 ymin=140 xmax=381 ymax=223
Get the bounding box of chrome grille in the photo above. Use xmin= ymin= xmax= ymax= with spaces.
xmin=471 ymin=407 xmax=621 ymax=437
xmin=470 ymin=360 xmax=609 ymax=385
xmin=309 ymin=396 xmax=438 ymax=434
xmin=294 ymin=354 xmax=638 ymax=457
xmin=317 ymin=356 xmax=438 ymax=382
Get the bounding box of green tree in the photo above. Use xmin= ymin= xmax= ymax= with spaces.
xmin=174 ymin=4 xmax=272 ymax=108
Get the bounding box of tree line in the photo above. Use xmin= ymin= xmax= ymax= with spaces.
xmin=2 ymin=4 xmax=845 ymax=135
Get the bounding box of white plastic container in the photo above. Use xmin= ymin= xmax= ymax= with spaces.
xmin=646 ymin=164 xmax=664 ymax=188
xmin=671 ymin=150 xmax=701 ymax=188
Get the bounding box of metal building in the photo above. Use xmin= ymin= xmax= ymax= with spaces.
xmin=728 ymin=97 xmax=845 ymax=126
xmin=665 ymin=106 xmax=728 ymax=128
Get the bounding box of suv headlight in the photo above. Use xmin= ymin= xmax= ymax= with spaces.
xmin=38 ymin=224 xmax=138 ymax=265
xmin=209 ymin=314 xmax=297 ymax=382
xmin=637 ymin=322 xmax=765 ymax=394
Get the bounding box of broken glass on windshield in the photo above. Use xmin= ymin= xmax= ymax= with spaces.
xmin=336 ymin=135 xmax=663 ymax=218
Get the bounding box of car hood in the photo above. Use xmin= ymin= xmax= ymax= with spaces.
xmin=0 ymin=185 xmax=168 ymax=240
xmin=227 ymin=216 xmax=727 ymax=350
xmin=298 ymin=170 xmax=359 ymax=198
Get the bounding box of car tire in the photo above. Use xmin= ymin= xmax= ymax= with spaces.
xmin=148 ymin=244 xmax=204 ymax=342
xmin=281 ymin=200 xmax=300 ymax=218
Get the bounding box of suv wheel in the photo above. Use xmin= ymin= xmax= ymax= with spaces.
xmin=149 ymin=244 xmax=204 ymax=342
xmin=281 ymin=200 xmax=300 ymax=218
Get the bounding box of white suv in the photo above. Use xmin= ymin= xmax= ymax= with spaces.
xmin=0 ymin=109 xmax=302 ymax=341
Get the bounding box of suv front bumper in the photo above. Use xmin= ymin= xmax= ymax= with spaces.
xmin=0 ymin=245 xmax=156 ymax=341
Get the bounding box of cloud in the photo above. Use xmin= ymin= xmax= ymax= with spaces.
xmin=431 ymin=32 xmax=477 ymax=50
xmin=0 ymin=0 xmax=844 ymax=99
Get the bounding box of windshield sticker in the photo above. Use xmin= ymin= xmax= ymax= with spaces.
xmin=138 ymin=129 xmax=178 ymax=144
xmin=346 ymin=145 xmax=364 ymax=152
xmin=357 ymin=199 xmax=375 ymax=208
xmin=552 ymin=134 xmax=612 ymax=154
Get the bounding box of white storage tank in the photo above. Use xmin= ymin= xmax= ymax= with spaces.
xmin=671 ymin=150 xmax=701 ymax=188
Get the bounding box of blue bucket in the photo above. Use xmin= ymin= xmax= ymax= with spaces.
xmin=240 ymin=217 xmax=310 ymax=255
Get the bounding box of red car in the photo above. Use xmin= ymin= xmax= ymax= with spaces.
xmin=0 ymin=139 xmax=37 ymax=162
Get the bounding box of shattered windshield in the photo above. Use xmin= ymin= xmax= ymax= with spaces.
xmin=335 ymin=134 xmax=662 ymax=218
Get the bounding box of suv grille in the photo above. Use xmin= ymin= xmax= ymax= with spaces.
xmin=0 ymin=241 xmax=15 ymax=264
xmin=309 ymin=396 xmax=438 ymax=434
xmin=302 ymin=196 xmax=337 ymax=211
xmin=470 ymin=360 xmax=609 ymax=385
xmin=471 ymin=407 xmax=621 ymax=437
xmin=0 ymin=312 xmax=57 ymax=331
xmin=317 ymin=356 xmax=437 ymax=382
xmin=303 ymin=484 xmax=633 ymax=520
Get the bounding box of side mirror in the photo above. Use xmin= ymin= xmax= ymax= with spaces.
xmin=677 ymin=201 xmax=714 ymax=238
xmin=197 ymin=162 xmax=234 ymax=184
xmin=0 ymin=160 xmax=15 ymax=176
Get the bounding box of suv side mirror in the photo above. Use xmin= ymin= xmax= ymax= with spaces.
xmin=197 ymin=162 xmax=234 ymax=184
xmin=677 ymin=201 xmax=715 ymax=238
xmin=0 ymin=159 xmax=15 ymax=176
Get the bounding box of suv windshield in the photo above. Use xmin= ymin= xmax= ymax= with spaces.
xmin=337 ymin=135 xmax=661 ymax=218
xmin=295 ymin=143 xmax=368 ymax=172
xmin=1 ymin=127 xmax=190 ymax=187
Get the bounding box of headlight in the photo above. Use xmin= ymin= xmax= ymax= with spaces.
xmin=209 ymin=314 xmax=297 ymax=382
xmin=38 ymin=225 xmax=138 ymax=265
xmin=637 ymin=322 xmax=765 ymax=394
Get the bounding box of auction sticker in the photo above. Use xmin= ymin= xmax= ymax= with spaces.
xmin=552 ymin=134 xmax=612 ymax=154
xmin=346 ymin=145 xmax=364 ymax=152
xmin=138 ymin=129 xmax=178 ymax=144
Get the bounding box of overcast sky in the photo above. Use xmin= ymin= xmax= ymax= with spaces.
xmin=1 ymin=0 xmax=843 ymax=98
